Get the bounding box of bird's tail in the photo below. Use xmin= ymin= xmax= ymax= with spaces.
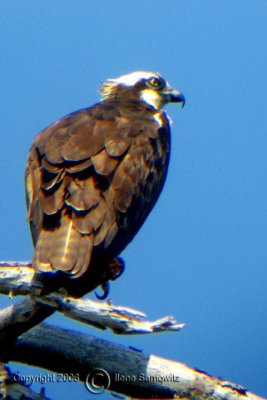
xmin=33 ymin=212 xmax=93 ymax=278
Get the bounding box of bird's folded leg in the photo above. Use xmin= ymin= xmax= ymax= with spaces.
xmin=107 ymin=256 xmax=125 ymax=281
xmin=95 ymin=257 xmax=125 ymax=300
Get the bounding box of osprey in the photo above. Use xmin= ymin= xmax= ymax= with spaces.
xmin=25 ymin=71 xmax=185 ymax=296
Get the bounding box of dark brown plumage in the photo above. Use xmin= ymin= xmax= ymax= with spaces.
xmin=25 ymin=71 xmax=184 ymax=296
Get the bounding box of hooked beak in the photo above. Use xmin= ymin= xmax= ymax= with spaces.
xmin=162 ymin=89 xmax=185 ymax=108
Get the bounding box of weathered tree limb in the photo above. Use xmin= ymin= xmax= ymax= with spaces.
xmin=7 ymin=323 xmax=265 ymax=400
xmin=0 ymin=363 xmax=52 ymax=400
xmin=0 ymin=261 xmax=184 ymax=336
xmin=0 ymin=261 xmax=40 ymax=296
xmin=0 ymin=261 xmax=265 ymax=399
xmin=38 ymin=294 xmax=184 ymax=334
xmin=0 ymin=295 xmax=184 ymax=346
xmin=0 ymin=362 xmax=8 ymax=398
xmin=0 ymin=298 xmax=56 ymax=345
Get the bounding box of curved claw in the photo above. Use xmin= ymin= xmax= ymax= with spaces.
xmin=95 ymin=281 xmax=110 ymax=300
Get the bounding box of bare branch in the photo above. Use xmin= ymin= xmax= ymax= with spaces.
xmin=0 ymin=262 xmax=184 ymax=336
xmin=0 ymin=261 xmax=40 ymax=296
xmin=7 ymin=323 xmax=265 ymax=400
xmin=0 ymin=298 xmax=56 ymax=344
xmin=0 ymin=262 xmax=264 ymax=399
xmin=0 ymin=363 xmax=52 ymax=400
xmin=37 ymin=294 xmax=185 ymax=334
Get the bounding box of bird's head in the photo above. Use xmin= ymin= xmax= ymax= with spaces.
xmin=99 ymin=71 xmax=185 ymax=110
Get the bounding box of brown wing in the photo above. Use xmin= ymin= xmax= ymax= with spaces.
xmin=25 ymin=100 xmax=170 ymax=278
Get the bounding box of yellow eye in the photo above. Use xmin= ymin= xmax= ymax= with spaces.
xmin=148 ymin=77 xmax=160 ymax=88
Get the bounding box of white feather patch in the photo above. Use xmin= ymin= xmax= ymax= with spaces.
xmin=153 ymin=112 xmax=164 ymax=127
xmin=140 ymin=89 xmax=163 ymax=110
xmin=109 ymin=71 xmax=160 ymax=86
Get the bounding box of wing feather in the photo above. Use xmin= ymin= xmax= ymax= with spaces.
xmin=26 ymin=101 xmax=170 ymax=280
xmin=91 ymin=148 xmax=119 ymax=175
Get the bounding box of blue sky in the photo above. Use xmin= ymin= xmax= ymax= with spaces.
xmin=1 ymin=1 xmax=267 ymax=398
